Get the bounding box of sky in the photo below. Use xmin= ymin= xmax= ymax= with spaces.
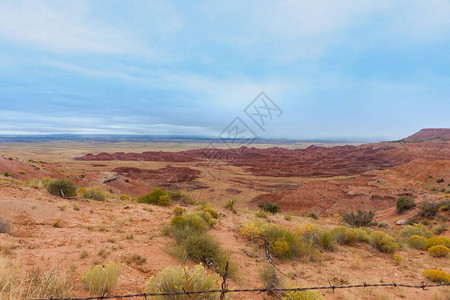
xmin=0 ymin=0 xmax=449 ymax=141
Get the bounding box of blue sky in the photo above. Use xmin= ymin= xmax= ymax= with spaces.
xmin=0 ymin=0 xmax=449 ymax=140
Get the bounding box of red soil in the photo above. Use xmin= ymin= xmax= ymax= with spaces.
xmin=403 ymin=128 xmax=450 ymax=141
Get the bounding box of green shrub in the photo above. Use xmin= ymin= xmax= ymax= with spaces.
xmin=342 ymin=210 xmax=374 ymax=227
xmin=81 ymin=262 xmax=120 ymax=296
xmin=369 ymin=231 xmax=399 ymax=253
xmin=407 ymin=235 xmax=427 ymax=250
xmin=330 ymin=227 xmax=357 ymax=245
xmin=46 ymin=179 xmax=77 ymax=198
xmin=202 ymin=206 xmax=219 ymax=219
xmin=428 ymin=245 xmax=449 ymax=257
xmin=399 ymin=223 xmax=433 ymax=239
xmin=183 ymin=233 xmax=230 ymax=275
xmin=138 ymin=188 xmax=170 ymax=206
xmin=436 ymin=177 xmax=445 ymax=183
xmin=418 ymin=200 xmax=440 ymax=219
xmin=145 ymin=264 xmax=222 ymax=299
xmin=257 ymin=201 xmax=281 ymax=214
xmin=422 ymin=269 xmax=450 ymax=283
xmin=167 ymin=190 xmax=193 ymax=204
xmin=425 ymin=237 xmax=450 ymax=250
xmin=119 ymin=194 xmax=130 ymax=201
xmin=306 ymin=212 xmax=318 ymax=220
xmin=173 ymin=207 xmax=184 ymax=216
xmin=318 ymin=231 xmax=335 ymax=251
xmin=354 ymin=228 xmax=372 ymax=243
xmin=255 ymin=211 xmax=268 ymax=218
xmin=396 ymin=197 xmax=416 ymax=214
xmin=181 ymin=214 xmax=209 ymax=232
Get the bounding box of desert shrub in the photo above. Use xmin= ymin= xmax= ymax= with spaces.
xmin=3 ymin=172 xmax=10 ymax=177
xmin=255 ymin=211 xmax=268 ymax=218
xmin=240 ymin=222 xmax=264 ymax=241
xmin=432 ymin=223 xmax=448 ymax=235
xmin=407 ymin=235 xmax=427 ymax=250
xmin=224 ymin=199 xmax=236 ymax=212
xmin=271 ymin=238 xmax=291 ymax=258
xmin=180 ymin=214 xmax=209 ymax=232
xmin=436 ymin=177 xmax=445 ymax=183
xmin=422 ymin=269 xmax=450 ymax=283
xmin=167 ymin=190 xmax=193 ymax=204
xmin=171 ymin=216 xmax=187 ymax=228
xmin=125 ymin=254 xmax=147 ymax=265
xmin=83 ymin=186 xmax=107 ymax=201
xmin=425 ymin=237 xmax=450 ymax=250
xmin=259 ymin=265 xmax=282 ymax=291
xmin=0 ymin=217 xmax=11 ymax=234
xmin=342 ymin=209 xmax=374 ymax=227
xmin=258 ymin=201 xmax=281 ymax=214
xmin=399 ymin=223 xmax=433 ymax=239
xmin=306 ymin=212 xmax=318 ymax=220
xmin=297 ymin=223 xmax=320 ymax=242
xmin=77 ymin=187 xmax=87 ymax=195
xmin=283 ymin=215 xmax=292 ymax=221
xmin=46 ymin=179 xmax=77 ymax=198
xmin=395 ymin=197 xmax=416 ymax=214
xmin=119 ymin=194 xmax=130 ymax=201
xmin=138 ymin=188 xmax=170 ymax=206
xmin=393 ymin=254 xmax=403 ymax=265
xmin=318 ymin=231 xmax=335 ymax=251
xmin=201 ymin=205 xmax=219 ymax=219
xmin=183 ymin=233 xmax=230 ymax=275
xmin=418 ymin=200 xmax=440 ymax=219
xmin=428 ymin=245 xmax=449 ymax=257
xmin=282 ymin=289 xmax=325 ymax=300
xmin=145 ymin=264 xmax=222 ymax=300
xmin=354 ymin=227 xmax=372 ymax=243
xmin=173 ymin=207 xmax=184 ymax=216
xmin=330 ymin=227 xmax=357 ymax=245
xmin=81 ymin=262 xmax=120 ymax=296
xmin=369 ymin=231 xmax=399 ymax=253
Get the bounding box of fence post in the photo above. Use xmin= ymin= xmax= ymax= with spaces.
xmin=220 ymin=262 xmax=229 ymax=300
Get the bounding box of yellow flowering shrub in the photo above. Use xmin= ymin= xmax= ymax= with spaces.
xmin=422 ymin=269 xmax=450 ymax=283
xmin=240 ymin=222 xmax=264 ymax=241
xmin=271 ymin=238 xmax=291 ymax=258
xmin=428 ymin=245 xmax=450 ymax=257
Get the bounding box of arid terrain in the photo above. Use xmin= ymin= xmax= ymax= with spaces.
xmin=1 ymin=128 xmax=449 ymax=299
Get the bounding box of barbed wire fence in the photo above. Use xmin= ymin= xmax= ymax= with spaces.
xmin=30 ymin=261 xmax=450 ymax=300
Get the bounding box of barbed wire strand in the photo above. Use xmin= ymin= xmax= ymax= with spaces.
xmin=30 ymin=281 xmax=450 ymax=300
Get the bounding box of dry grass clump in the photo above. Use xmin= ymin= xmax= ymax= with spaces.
xmin=81 ymin=262 xmax=120 ymax=296
xmin=342 ymin=209 xmax=374 ymax=227
xmin=145 ymin=264 xmax=222 ymax=300
xmin=282 ymin=288 xmax=324 ymax=300
xmin=0 ymin=258 xmax=73 ymax=298
xmin=330 ymin=226 xmax=357 ymax=245
xmin=82 ymin=186 xmax=108 ymax=201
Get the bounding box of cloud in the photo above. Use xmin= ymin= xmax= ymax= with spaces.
xmin=0 ymin=110 xmax=216 ymax=136
xmin=0 ymin=1 xmax=157 ymax=56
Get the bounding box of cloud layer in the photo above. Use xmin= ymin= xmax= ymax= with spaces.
xmin=0 ymin=0 xmax=449 ymax=140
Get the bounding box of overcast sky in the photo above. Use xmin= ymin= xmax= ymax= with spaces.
xmin=0 ymin=0 xmax=449 ymax=140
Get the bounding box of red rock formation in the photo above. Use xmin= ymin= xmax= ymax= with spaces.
xmin=403 ymin=128 xmax=450 ymax=141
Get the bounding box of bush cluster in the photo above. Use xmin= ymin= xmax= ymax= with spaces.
xmin=138 ymin=188 xmax=170 ymax=206
xmin=425 ymin=237 xmax=450 ymax=250
xmin=399 ymin=223 xmax=433 ymax=239
xmin=418 ymin=200 xmax=440 ymax=219
xmin=395 ymin=197 xmax=416 ymax=214
xmin=330 ymin=227 xmax=357 ymax=245
xmin=82 ymin=186 xmax=107 ymax=201
xmin=168 ymin=204 xmax=230 ymax=276
xmin=407 ymin=235 xmax=427 ymax=250
xmin=342 ymin=209 xmax=374 ymax=227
